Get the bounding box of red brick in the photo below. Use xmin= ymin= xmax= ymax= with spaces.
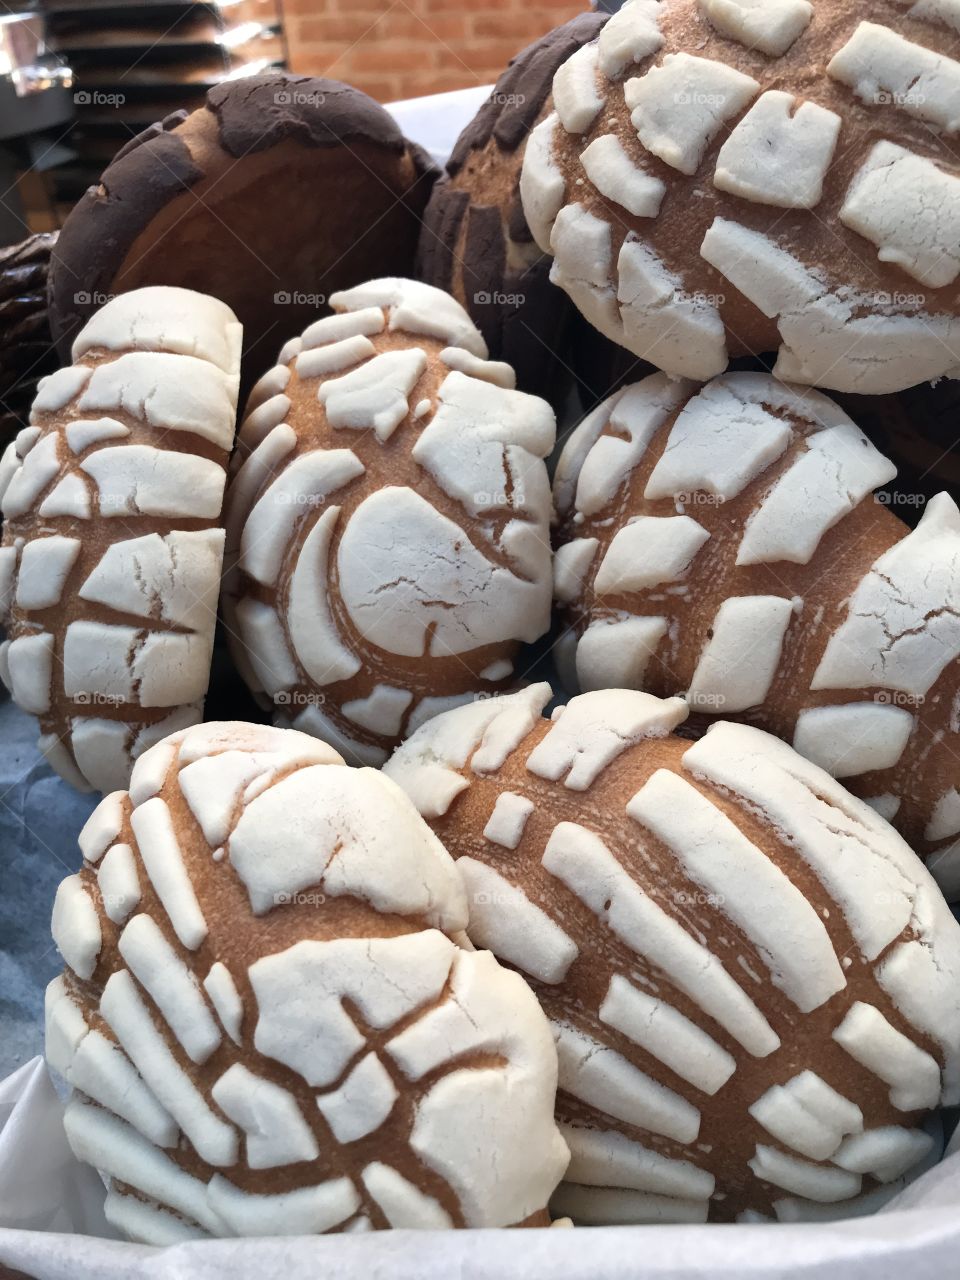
xmin=455 ymin=38 xmax=528 ymax=68
xmin=407 ymin=13 xmax=469 ymax=40
xmin=350 ymin=43 xmax=438 ymax=73
xmin=398 ymin=70 xmax=482 ymax=96
xmin=295 ymin=14 xmax=386 ymax=43
xmin=471 ymin=14 xmax=554 ymax=39
xmin=331 ymin=0 xmax=394 ymax=11
xmin=352 ymin=75 xmax=404 ymax=101
xmin=288 ymin=42 xmax=347 ymax=74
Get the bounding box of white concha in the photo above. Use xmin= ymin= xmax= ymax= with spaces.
xmin=385 ymin=684 xmax=960 ymax=1224
xmin=0 ymin=286 xmax=242 ymax=793
xmin=223 ymin=277 xmax=556 ymax=765
xmin=522 ymin=0 xmax=960 ymax=392
xmin=47 ymin=720 xmax=569 ymax=1241
xmin=553 ymin=371 xmax=960 ymax=896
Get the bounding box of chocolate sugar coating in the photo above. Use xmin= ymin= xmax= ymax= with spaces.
xmin=418 ymin=14 xmax=605 ymax=401
xmin=0 ymin=233 xmax=59 ymax=448
xmin=49 ymin=74 xmax=437 ymax=386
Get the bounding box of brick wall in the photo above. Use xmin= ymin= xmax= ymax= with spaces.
xmin=283 ymin=0 xmax=588 ymax=103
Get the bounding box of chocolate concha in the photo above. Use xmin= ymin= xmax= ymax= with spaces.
xmin=0 ymin=287 xmax=241 ymax=793
xmin=223 ymin=277 xmax=556 ymax=764
xmin=551 ymin=372 xmax=960 ymax=897
xmin=521 ymin=0 xmax=960 ymax=392
xmin=385 ymin=683 xmax=960 ymax=1224
xmin=48 ymin=74 xmax=436 ymax=386
xmin=47 ymin=720 xmax=569 ymax=1242
xmin=0 ymin=232 xmax=59 ymax=448
xmin=418 ymin=13 xmax=605 ymax=402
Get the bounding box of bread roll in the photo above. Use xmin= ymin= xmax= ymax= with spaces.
xmin=521 ymin=0 xmax=960 ymax=391
xmin=419 ymin=13 xmax=605 ymax=401
xmin=47 ymin=720 xmax=568 ymax=1241
xmin=0 ymin=232 xmax=59 ymax=449
xmin=48 ymin=74 xmax=435 ymax=385
xmin=223 ymin=277 xmax=556 ymax=764
xmin=386 ymin=683 xmax=960 ymax=1223
xmin=0 ymin=286 xmax=241 ymax=792
xmin=552 ymin=372 xmax=960 ymax=896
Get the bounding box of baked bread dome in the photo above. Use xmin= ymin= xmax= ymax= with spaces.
xmin=48 ymin=74 xmax=435 ymax=385
xmin=222 ymin=277 xmax=556 ymax=765
xmin=551 ymin=372 xmax=960 ymax=897
xmin=47 ymin=720 xmax=569 ymax=1242
xmin=0 ymin=286 xmax=241 ymax=793
xmin=386 ymin=684 xmax=960 ymax=1224
xmin=418 ymin=13 xmax=605 ymax=401
xmin=521 ymin=0 xmax=960 ymax=391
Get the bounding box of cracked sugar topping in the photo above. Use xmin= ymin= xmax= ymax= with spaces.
xmin=48 ymin=719 xmax=568 ymax=1242
xmin=0 ymin=286 xmax=242 ymax=794
xmin=551 ymin=371 xmax=960 ymax=897
xmin=386 ymin=684 xmax=960 ymax=1224
xmin=223 ymin=277 xmax=556 ymax=766
xmin=522 ymin=0 xmax=960 ymax=392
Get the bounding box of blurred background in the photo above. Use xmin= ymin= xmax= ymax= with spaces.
xmin=0 ymin=0 xmax=600 ymax=239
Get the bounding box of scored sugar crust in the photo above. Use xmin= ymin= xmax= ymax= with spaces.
xmin=0 ymin=287 xmax=241 ymax=794
xmin=418 ymin=12 xmax=606 ymax=400
xmin=48 ymin=74 xmax=436 ymax=384
xmin=520 ymin=0 xmax=960 ymax=392
xmin=46 ymin=720 xmax=569 ymax=1243
xmin=385 ymin=684 xmax=960 ymax=1224
xmin=552 ymin=372 xmax=960 ymax=898
xmin=222 ymin=277 xmax=556 ymax=765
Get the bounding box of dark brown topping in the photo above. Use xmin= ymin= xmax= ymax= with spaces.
xmin=447 ymin=12 xmax=606 ymax=174
xmin=206 ymin=74 xmax=407 ymax=158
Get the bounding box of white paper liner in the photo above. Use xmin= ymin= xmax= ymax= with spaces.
xmin=0 ymin=1057 xmax=959 ymax=1278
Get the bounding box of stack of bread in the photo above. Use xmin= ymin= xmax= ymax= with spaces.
xmin=3 ymin=0 xmax=958 ymax=1243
